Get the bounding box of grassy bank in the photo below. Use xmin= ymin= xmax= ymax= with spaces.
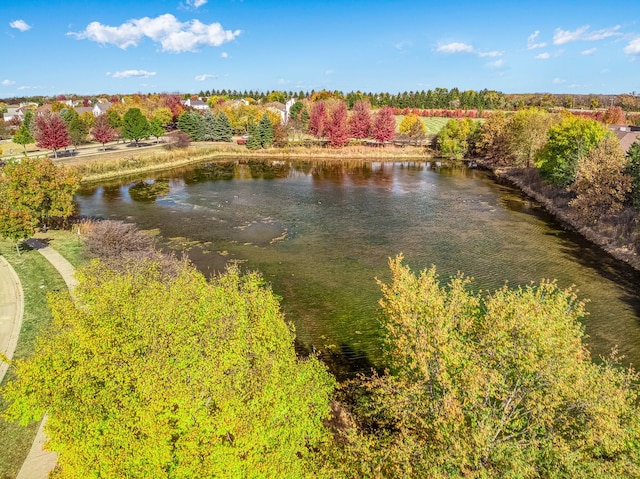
xmin=0 ymin=231 xmax=85 ymax=479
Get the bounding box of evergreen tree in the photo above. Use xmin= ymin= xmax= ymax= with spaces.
xmin=214 ymin=111 xmax=233 ymax=142
xmin=246 ymin=122 xmax=261 ymax=150
xmin=177 ymin=110 xmax=205 ymax=141
xmin=202 ymin=110 xmax=217 ymax=141
xmin=258 ymin=114 xmax=274 ymax=148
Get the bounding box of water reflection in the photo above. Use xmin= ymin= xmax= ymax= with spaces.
xmin=76 ymin=159 xmax=640 ymax=372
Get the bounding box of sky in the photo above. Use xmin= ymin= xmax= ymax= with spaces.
xmin=1 ymin=0 xmax=639 ymax=98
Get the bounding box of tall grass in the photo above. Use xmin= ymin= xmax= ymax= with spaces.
xmin=77 ymin=143 xmax=434 ymax=183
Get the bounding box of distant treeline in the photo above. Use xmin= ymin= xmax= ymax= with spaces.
xmin=4 ymin=88 xmax=640 ymax=112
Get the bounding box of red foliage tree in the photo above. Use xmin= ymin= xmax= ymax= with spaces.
xmin=325 ymin=101 xmax=350 ymax=147
xmin=309 ymin=101 xmax=328 ymax=138
xmin=91 ymin=114 xmax=119 ymax=150
xmin=161 ymin=94 xmax=184 ymax=121
xmin=372 ymin=106 xmax=396 ymax=143
xmin=602 ymin=106 xmax=626 ymax=125
xmin=349 ymin=99 xmax=372 ymax=139
xmin=33 ymin=112 xmax=71 ymax=158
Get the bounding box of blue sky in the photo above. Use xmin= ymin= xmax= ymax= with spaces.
xmin=2 ymin=0 xmax=639 ymax=98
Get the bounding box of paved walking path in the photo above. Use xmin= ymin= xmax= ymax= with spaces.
xmin=0 ymin=256 xmax=23 ymax=384
xmin=1 ymin=239 xmax=77 ymax=479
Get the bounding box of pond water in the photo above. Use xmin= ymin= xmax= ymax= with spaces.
xmin=76 ymin=159 xmax=640 ymax=376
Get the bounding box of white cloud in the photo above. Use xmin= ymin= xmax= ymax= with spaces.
xmin=325 ymin=69 xmax=335 ymax=75
xmin=487 ymin=59 xmax=505 ymax=69
xmin=2 ymin=79 xmax=16 ymax=86
xmin=220 ymin=51 xmax=229 ymax=58
xmin=552 ymin=77 xmax=566 ymax=84
xmin=10 ymin=19 xmax=31 ymax=32
xmin=624 ymin=37 xmax=640 ymax=56
xmin=527 ymin=30 xmax=546 ymax=50
xmin=69 ymin=13 xmax=241 ymax=53
xmin=277 ymin=78 xmax=290 ymax=85
xmin=553 ymin=25 xmax=621 ymax=45
xmin=108 ymin=69 xmax=156 ymax=78
xmin=17 ymin=85 xmax=37 ymax=90
xmin=187 ymin=0 xmax=207 ymax=7
xmin=535 ymin=52 xmax=550 ymax=60
xmin=436 ymin=42 xmax=474 ymax=53
xmin=478 ymin=50 xmax=503 ymax=57
xmin=195 ymin=73 xmax=217 ymax=81
xmin=581 ymin=48 xmax=596 ymax=55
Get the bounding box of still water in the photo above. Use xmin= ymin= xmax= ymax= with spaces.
xmin=76 ymin=160 xmax=640 ymax=374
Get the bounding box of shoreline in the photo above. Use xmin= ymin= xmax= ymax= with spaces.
xmin=487 ymin=164 xmax=640 ymax=272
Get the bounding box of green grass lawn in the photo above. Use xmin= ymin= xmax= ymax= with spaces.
xmin=394 ymin=116 xmax=455 ymax=136
xmin=0 ymin=231 xmax=86 ymax=479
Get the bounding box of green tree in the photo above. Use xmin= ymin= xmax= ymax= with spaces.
xmin=569 ymin=136 xmax=632 ymax=223
xmin=12 ymin=119 xmax=35 ymax=155
xmin=0 ymin=157 xmax=80 ymax=245
xmin=121 ymin=108 xmax=150 ymax=146
xmin=213 ymin=111 xmax=233 ymax=142
xmin=68 ymin=115 xmax=89 ymax=149
xmin=201 ymin=110 xmax=217 ymax=141
xmin=506 ymin=107 xmax=554 ymax=168
xmin=258 ymin=113 xmax=274 ymax=148
xmin=148 ymin=118 xmax=165 ymax=144
xmin=2 ymin=260 xmax=335 ymax=479
xmin=177 ymin=110 xmax=205 ymax=141
xmin=246 ymin=122 xmax=262 ymax=150
xmin=437 ymin=118 xmax=479 ymax=159
xmin=535 ymin=114 xmax=610 ymax=186
xmin=328 ymin=256 xmax=640 ymax=478
xmin=627 ymin=140 xmax=640 ymax=210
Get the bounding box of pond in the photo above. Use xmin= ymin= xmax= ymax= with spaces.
xmin=76 ymin=159 xmax=640 ymax=376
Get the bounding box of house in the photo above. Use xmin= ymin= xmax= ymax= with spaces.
xmin=183 ymin=98 xmax=209 ymax=110
xmin=92 ymin=102 xmax=112 ymax=116
xmin=609 ymin=125 xmax=640 ymax=153
xmin=74 ymin=106 xmax=94 ymax=116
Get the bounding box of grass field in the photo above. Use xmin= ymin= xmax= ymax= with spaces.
xmin=0 ymin=231 xmax=85 ymax=479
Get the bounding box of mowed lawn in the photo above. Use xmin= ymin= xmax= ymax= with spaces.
xmin=394 ymin=116 xmax=453 ymax=135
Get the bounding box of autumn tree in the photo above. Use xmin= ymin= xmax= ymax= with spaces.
xmin=627 ymin=141 xmax=640 ymax=210
xmin=32 ymin=111 xmax=71 ymax=158
xmin=602 ymin=106 xmax=626 ymax=125
xmin=90 ymin=114 xmax=119 ymax=150
xmin=325 ymin=101 xmax=350 ymax=147
xmin=2 ymin=259 xmax=335 ymax=479
xmin=398 ymin=113 xmax=426 ymax=145
xmin=569 ymin=136 xmax=632 ymax=223
xmin=535 ymin=115 xmax=610 ymax=186
xmin=371 ymin=106 xmax=396 ymax=143
xmin=349 ymin=99 xmax=372 ymax=139
xmin=121 ymin=108 xmax=150 ymax=146
xmin=151 ymin=107 xmax=173 ymax=127
xmin=326 ymin=256 xmax=640 ymax=478
xmin=0 ymin=157 xmax=80 ymax=244
xmin=505 ymin=107 xmax=553 ymax=168
xmin=475 ymin=110 xmax=509 ymax=163
xmin=309 ymin=101 xmax=328 ymax=138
